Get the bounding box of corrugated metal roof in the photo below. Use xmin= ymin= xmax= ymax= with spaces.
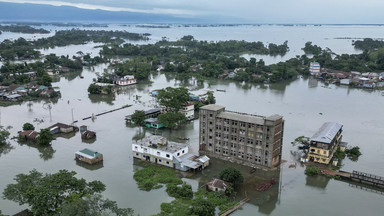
xmin=76 ymin=148 xmax=102 ymax=159
xmin=217 ymin=111 xmax=265 ymax=125
xmin=311 ymin=122 xmax=343 ymax=144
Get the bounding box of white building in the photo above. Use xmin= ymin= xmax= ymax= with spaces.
xmin=132 ymin=135 xmax=209 ymax=171
xmin=116 ymin=75 xmax=136 ymax=86
xmin=180 ymin=102 xmax=195 ymax=120
xmin=309 ymin=62 xmax=321 ymax=76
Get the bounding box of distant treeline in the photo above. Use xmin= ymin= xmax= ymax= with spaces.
xmin=0 ymin=29 xmax=149 ymax=60
xmin=0 ymin=25 xmax=50 ymax=34
xmin=353 ymin=38 xmax=384 ymax=51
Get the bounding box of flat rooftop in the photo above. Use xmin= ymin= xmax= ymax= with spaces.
xmin=218 ymin=111 xmax=266 ymax=125
xmin=200 ymin=104 xmax=225 ymax=111
xmin=135 ymin=135 xmax=187 ymax=153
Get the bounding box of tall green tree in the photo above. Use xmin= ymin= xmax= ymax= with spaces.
xmin=58 ymin=194 xmax=134 ymax=216
xmin=22 ymin=123 xmax=35 ymax=131
xmin=87 ymin=83 xmax=101 ymax=94
xmin=131 ymin=110 xmax=146 ymax=126
xmin=189 ymin=197 xmax=215 ymax=216
xmin=219 ymin=167 xmax=244 ymax=184
xmin=3 ymin=169 xmax=106 ymax=216
xmin=157 ymin=87 xmax=189 ymax=112
xmin=36 ymin=129 xmax=53 ymax=146
xmin=158 ymin=112 xmax=186 ymax=129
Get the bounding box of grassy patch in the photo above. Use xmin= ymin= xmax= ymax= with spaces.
xmin=133 ymin=164 xmax=182 ymax=191
xmin=219 ymin=201 xmax=240 ymax=215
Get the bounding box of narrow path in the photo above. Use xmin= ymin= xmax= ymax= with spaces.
xmin=220 ymin=198 xmax=250 ymax=216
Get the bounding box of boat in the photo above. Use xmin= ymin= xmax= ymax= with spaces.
xmin=80 ymin=76 xmax=84 ymax=79
xmin=177 ymin=137 xmax=190 ymax=141
xmin=216 ymin=89 xmax=226 ymax=92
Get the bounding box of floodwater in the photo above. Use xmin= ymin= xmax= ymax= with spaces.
xmin=1 ymin=25 xmax=384 ymax=215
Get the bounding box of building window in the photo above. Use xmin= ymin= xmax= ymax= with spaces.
xmin=182 ymin=150 xmax=185 ymax=153
xmin=209 ymin=114 xmax=213 ymax=117
xmin=136 ymin=153 xmax=139 ymax=156
xmin=157 ymin=151 xmax=160 ymax=156
xmin=159 ymin=159 xmax=162 ymax=162
xmin=134 ymin=146 xmax=138 ymax=150
xmin=166 ymin=161 xmax=169 ymax=164
xmin=166 ymin=154 xmax=170 ymax=158
xmin=177 ymin=153 xmax=180 ymax=156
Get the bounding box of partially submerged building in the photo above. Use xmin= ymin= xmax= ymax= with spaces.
xmin=125 ymin=108 xmax=162 ymax=124
xmin=75 ymin=148 xmax=103 ymax=165
xmin=48 ymin=123 xmax=77 ymax=134
xmin=144 ymin=118 xmax=165 ymax=129
xmin=115 ymin=75 xmax=136 ymax=86
xmin=132 ymin=135 xmax=210 ymax=171
xmin=199 ymin=104 xmax=284 ymax=168
xmin=309 ymin=62 xmax=321 ymax=76
xmin=307 ymin=122 xmax=343 ymax=165
xmin=206 ymin=178 xmax=229 ymax=192
xmin=19 ymin=130 xmax=40 ymax=142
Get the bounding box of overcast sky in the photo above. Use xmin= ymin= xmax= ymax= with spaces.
xmin=1 ymin=0 xmax=384 ymax=23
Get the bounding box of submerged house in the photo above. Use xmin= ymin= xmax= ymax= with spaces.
xmin=132 ymin=135 xmax=210 ymax=172
xmin=207 ymin=178 xmax=229 ymax=192
xmin=144 ymin=118 xmax=165 ymax=129
xmin=307 ymin=122 xmax=343 ymax=165
xmin=48 ymin=123 xmax=77 ymax=134
xmin=75 ymin=148 xmax=103 ymax=165
xmin=125 ymin=108 xmax=162 ymax=124
xmin=115 ymin=75 xmax=136 ymax=86
xmin=19 ymin=130 xmax=40 ymax=142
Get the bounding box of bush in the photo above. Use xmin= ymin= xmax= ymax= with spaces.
xmin=22 ymin=122 xmax=35 ymax=131
xmin=305 ymin=166 xmax=319 ymax=176
xmin=345 ymin=146 xmax=362 ymax=161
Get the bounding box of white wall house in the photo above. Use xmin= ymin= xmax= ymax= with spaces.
xmin=309 ymin=62 xmax=321 ymax=76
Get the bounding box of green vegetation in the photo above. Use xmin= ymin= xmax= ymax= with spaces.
xmin=0 ymin=25 xmax=50 ymax=34
xmin=36 ymin=129 xmax=53 ymax=146
xmin=291 ymin=136 xmax=310 ymax=146
xmin=219 ymin=167 xmax=244 ymax=185
xmin=131 ymin=110 xmax=146 ymax=126
xmin=22 ymin=122 xmax=35 ymax=131
xmin=2 ymin=169 xmax=114 ymax=216
xmin=305 ymin=166 xmax=319 ymax=176
xmin=345 ymin=146 xmax=362 ymax=161
xmin=157 ymin=87 xmax=190 ymax=112
xmin=302 ymin=41 xmax=322 ymax=55
xmin=88 ymin=83 xmax=102 ymax=94
xmin=0 ymin=126 xmax=11 ymax=145
xmin=353 ymin=38 xmax=384 ymax=51
xmin=134 ymin=165 xmax=241 ymax=216
xmin=59 ymin=194 xmax=134 ymax=216
xmin=158 ymin=112 xmax=186 ymax=129
xmin=110 ymin=58 xmax=152 ymax=80
xmin=133 ymin=164 xmax=182 ymax=191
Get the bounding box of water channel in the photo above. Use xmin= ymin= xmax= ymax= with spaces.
xmin=1 ymin=25 xmax=384 ymax=215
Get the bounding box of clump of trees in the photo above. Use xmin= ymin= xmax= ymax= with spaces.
xmin=219 ymin=167 xmax=244 ymax=185
xmin=22 ymin=123 xmax=35 ymax=131
xmin=36 ymin=129 xmax=53 ymax=146
xmin=302 ymin=41 xmax=322 ymax=55
xmin=3 ymin=169 xmax=133 ymax=216
xmin=345 ymin=146 xmax=362 ymax=161
xmin=131 ymin=110 xmax=146 ymax=126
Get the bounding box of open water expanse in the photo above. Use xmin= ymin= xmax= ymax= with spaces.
xmin=1 ymin=25 xmax=384 ymax=215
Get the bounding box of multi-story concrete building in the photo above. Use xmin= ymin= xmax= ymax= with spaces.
xmin=199 ymin=104 xmax=284 ymax=168
xmin=307 ymin=122 xmax=343 ymax=165
xmin=309 ymin=62 xmax=321 ymax=76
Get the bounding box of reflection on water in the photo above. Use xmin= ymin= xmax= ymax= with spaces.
xmin=0 ymin=142 xmax=14 ymax=157
xmin=18 ymin=141 xmax=56 ymax=161
xmin=305 ymin=175 xmax=331 ymax=190
xmin=76 ymin=160 xmax=104 ymax=171
xmin=88 ymin=94 xmax=115 ymax=105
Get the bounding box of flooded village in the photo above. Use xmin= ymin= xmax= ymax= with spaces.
xmin=0 ymin=24 xmax=384 ymax=216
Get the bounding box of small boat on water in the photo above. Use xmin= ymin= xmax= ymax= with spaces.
xmin=177 ymin=137 xmax=190 ymax=141
xmin=80 ymin=76 xmax=84 ymax=79
xmin=216 ymin=89 xmax=226 ymax=92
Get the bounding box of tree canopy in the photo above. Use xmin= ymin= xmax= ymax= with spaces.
xmin=131 ymin=110 xmax=146 ymax=126
xmin=22 ymin=123 xmax=35 ymax=131
xmin=157 ymin=87 xmax=189 ymax=112
xmin=36 ymin=128 xmax=53 ymax=146
xmin=219 ymin=167 xmax=244 ymax=184
xmin=3 ymin=169 xmax=106 ymax=215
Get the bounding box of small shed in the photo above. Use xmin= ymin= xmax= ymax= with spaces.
xmin=207 ymin=178 xmax=229 ymax=192
xmin=48 ymin=123 xmax=75 ymax=134
xmin=19 ymin=130 xmax=40 ymax=141
xmin=81 ymin=130 xmax=96 ymax=139
xmin=75 ymin=148 xmax=103 ymax=165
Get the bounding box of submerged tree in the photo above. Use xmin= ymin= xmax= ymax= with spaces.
xmin=131 ymin=110 xmax=146 ymax=126
xmin=22 ymin=122 xmax=35 ymax=131
xmin=36 ymin=129 xmax=53 ymax=146
xmin=219 ymin=167 xmax=244 ymax=185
